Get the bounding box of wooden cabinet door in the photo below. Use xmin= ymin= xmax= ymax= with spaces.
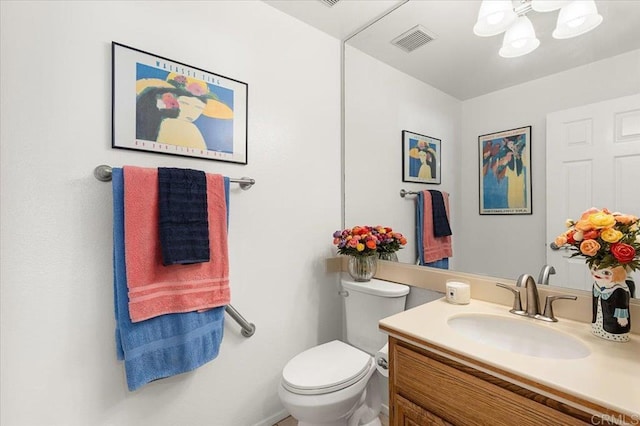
xmin=389 ymin=338 xmax=590 ymax=425
xmin=394 ymin=394 xmax=453 ymax=426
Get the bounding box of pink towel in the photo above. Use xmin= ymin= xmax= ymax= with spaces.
xmin=123 ymin=166 xmax=230 ymax=323
xmin=422 ymin=190 xmax=453 ymax=263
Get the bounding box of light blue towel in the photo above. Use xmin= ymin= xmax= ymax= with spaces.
xmin=113 ymin=168 xmax=225 ymax=391
xmin=425 ymin=258 xmax=449 ymax=269
xmin=416 ymin=191 xmax=448 ymax=269
xmin=416 ymin=192 xmax=424 ymax=265
xmin=223 ymin=177 xmax=230 ymax=227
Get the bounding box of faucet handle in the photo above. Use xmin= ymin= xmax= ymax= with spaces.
xmin=496 ymin=283 xmax=525 ymax=315
xmin=537 ymin=295 xmax=577 ymax=322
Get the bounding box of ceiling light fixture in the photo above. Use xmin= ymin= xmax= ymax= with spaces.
xmin=552 ymin=0 xmax=604 ymax=39
xmin=473 ymin=0 xmax=517 ymax=36
xmin=530 ymin=0 xmax=568 ymax=13
xmin=498 ymin=16 xmax=540 ymax=58
xmin=474 ymin=0 xmax=603 ymax=58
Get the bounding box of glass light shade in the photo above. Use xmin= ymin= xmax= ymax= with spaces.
xmin=499 ymin=16 xmax=540 ymax=58
xmin=530 ymin=0 xmax=570 ymax=12
xmin=552 ymin=0 xmax=603 ymax=39
xmin=473 ymin=0 xmax=518 ymax=37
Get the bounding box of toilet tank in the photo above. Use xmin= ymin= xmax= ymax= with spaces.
xmin=341 ymin=277 xmax=410 ymax=355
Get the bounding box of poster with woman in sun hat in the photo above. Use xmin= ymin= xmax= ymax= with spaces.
xmin=112 ymin=42 xmax=248 ymax=164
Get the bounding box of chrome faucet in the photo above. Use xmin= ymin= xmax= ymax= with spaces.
xmin=497 ymin=273 xmax=577 ymax=322
xmin=537 ymin=264 xmax=556 ymax=285
xmin=516 ymin=274 xmax=540 ymax=317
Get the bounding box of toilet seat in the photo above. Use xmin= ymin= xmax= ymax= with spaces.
xmin=282 ymin=340 xmax=373 ymax=396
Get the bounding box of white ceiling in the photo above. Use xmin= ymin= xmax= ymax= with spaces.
xmin=264 ymin=0 xmax=640 ymax=100
xmin=263 ymin=0 xmax=406 ymax=41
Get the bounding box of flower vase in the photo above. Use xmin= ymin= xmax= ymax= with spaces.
xmin=347 ymin=255 xmax=377 ymax=282
xmin=378 ymin=252 xmax=399 ymax=262
xmin=590 ymin=265 xmax=632 ymax=342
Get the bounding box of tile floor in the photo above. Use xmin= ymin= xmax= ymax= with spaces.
xmin=273 ymin=416 xmax=297 ymax=426
xmin=274 ymin=414 xmax=389 ymax=426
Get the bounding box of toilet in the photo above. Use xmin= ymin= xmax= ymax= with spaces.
xmin=278 ymin=276 xmax=410 ymax=426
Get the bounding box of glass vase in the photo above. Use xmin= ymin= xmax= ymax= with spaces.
xmin=590 ymin=264 xmax=632 ymax=342
xmin=378 ymin=252 xmax=399 ymax=262
xmin=347 ymin=254 xmax=377 ymax=282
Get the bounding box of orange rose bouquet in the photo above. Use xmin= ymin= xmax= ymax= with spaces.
xmin=332 ymin=226 xmax=407 ymax=257
xmin=554 ymin=208 xmax=640 ymax=271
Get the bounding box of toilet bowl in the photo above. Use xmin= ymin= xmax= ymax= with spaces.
xmin=278 ymin=277 xmax=410 ymax=426
xmin=278 ymin=340 xmax=381 ymax=426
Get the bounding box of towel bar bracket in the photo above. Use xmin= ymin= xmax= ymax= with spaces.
xmin=94 ymin=164 xmax=113 ymax=182
xmin=225 ymin=305 xmax=256 ymax=337
xmin=237 ymin=177 xmax=255 ymax=191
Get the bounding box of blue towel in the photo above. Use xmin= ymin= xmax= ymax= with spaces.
xmin=416 ymin=192 xmax=424 ymax=265
xmin=113 ymin=168 xmax=225 ymax=391
xmin=223 ymin=177 xmax=230 ymax=228
xmin=425 ymin=258 xmax=449 ymax=269
xmin=416 ymin=192 xmax=449 ymax=269
xmin=428 ymin=190 xmax=452 ymax=238
xmin=158 ymin=167 xmax=210 ymax=265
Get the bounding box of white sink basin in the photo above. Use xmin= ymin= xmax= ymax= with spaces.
xmin=447 ymin=314 xmax=590 ymax=360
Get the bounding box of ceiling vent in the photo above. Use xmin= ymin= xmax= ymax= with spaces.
xmin=318 ymin=0 xmax=341 ymax=6
xmin=391 ymin=25 xmax=437 ymax=52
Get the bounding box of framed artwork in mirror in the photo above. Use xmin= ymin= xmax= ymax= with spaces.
xmin=402 ymin=130 xmax=441 ymax=184
xmin=479 ymin=126 xmax=532 ymax=215
xmin=112 ymin=42 xmax=248 ymax=164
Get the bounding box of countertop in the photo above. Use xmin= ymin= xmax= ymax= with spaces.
xmin=379 ymin=298 xmax=640 ymax=419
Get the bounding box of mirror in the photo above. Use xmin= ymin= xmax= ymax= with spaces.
xmin=344 ymin=0 xmax=640 ymax=297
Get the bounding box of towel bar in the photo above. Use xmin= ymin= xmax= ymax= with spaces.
xmin=400 ymin=189 xmax=420 ymax=198
xmin=94 ymin=164 xmax=255 ymax=190
xmin=400 ymin=189 xmax=450 ymax=198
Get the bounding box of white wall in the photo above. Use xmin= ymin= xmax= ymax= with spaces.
xmin=458 ymin=49 xmax=640 ymax=280
xmin=344 ymin=46 xmax=462 ymax=266
xmin=0 ymin=2 xmax=342 ymax=425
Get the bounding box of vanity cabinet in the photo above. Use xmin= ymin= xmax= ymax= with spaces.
xmin=388 ymin=337 xmax=598 ymax=426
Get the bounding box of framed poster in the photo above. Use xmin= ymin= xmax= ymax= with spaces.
xmin=479 ymin=126 xmax=532 ymax=215
xmin=112 ymin=42 xmax=248 ymax=164
xmin=402 ymin=130 xmax=441 ymax=184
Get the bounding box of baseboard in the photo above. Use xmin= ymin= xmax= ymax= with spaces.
xmin=251 ymin=409 xmax=290 ymax=426
xmin=254 ymin=405 xmax=387 ymax=425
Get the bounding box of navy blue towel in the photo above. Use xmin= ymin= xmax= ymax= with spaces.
xmin=428 ymin=190 xmax=452 ymax=238
xmin=158 ymin=167 xmax=210 ymax=265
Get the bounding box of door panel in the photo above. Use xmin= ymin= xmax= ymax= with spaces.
xmin=546 ymin=94 xmax=640 ymax=290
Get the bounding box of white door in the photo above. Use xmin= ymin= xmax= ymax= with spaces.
xmin=546 ymin=94 xmax=640 ymax=292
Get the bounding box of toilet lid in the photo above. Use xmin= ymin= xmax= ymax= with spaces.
xmin=282 ymin=340 xmax=373 ymax=395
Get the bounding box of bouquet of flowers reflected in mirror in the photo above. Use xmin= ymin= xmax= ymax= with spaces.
xmin=554 ymin=208 xmax=640 ymax=271
xmin=554 ymin=208 xmax=639 ymax=342
xmin=332 ymin=226 xmax=407 ymax=282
